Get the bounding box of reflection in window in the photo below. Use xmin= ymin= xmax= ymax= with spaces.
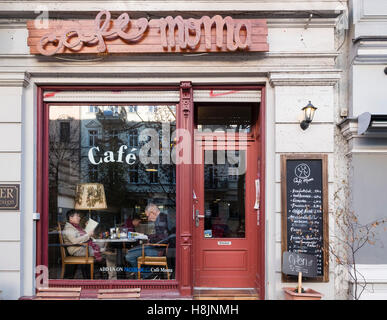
xmin=89 ymin=106 xmax=99 ymax=113
xmin=128 ymin=129 xmax=138 ymax=147
xmin=128 ymin=164 xmax=139 ymax=183
xmin=196 ymin=103 xmax=255 ymax=133
xmin=204 ymin=150 xmax=246 ymax=238
xmin=128 ymin=105 xmax=137 ymax=113
xmin=88 ymin=130 xmax=98 ymax=147
xmin=148 ymin=166 xmax=159 ymax=184
xmin=60 ymin=122 xmax=70 ymax=143
xmin=88 ymin=164 xmax=99 ymax=182
xmin=49 ymin=104 xmax=176 ymax=281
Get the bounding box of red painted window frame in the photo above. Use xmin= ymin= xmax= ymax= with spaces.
xmin=192 ymin=84 xmax=266 ymax=299
xmin=35 ymin=84 xmax=265 ymax=297
xmin=36 ymin=85 xmax=181 ymax=289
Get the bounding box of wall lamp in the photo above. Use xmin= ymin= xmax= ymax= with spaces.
xmin=300 ymin=101 xmax=317 ymax=130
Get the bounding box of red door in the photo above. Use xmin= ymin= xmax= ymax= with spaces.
xmin=193 ymin=138 xmax=259 ymax=287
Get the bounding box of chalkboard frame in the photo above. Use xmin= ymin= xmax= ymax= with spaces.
xmin=281 ymin=154 xmax=329 ymax=282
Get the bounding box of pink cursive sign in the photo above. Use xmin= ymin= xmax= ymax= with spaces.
xmin=38 ymin=10 xmax=149 ymax=56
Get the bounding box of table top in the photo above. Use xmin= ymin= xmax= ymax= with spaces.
xmin=93 ymin=236 xmax=148 ymax=243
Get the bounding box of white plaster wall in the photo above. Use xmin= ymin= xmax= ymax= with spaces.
xmin=20 ymin=81 xmax=37 ymax=299
xmin=352 ymin=0 xmax=387 ymax=38
xmin=0 ymin=86 xmax=23 ymax=300
xmin=269 ymin=27 xmax=335 ymax=52
xmin=0 ymin=27 xmax=29 ymax=55
xmin=352 ymin=65 xmax=387 ymax=117
xmin=271 ymin=84 xmax=336 ymax=300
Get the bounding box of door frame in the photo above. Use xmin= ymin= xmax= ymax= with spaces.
xmin=191 ymin=85 xmax=266 ymax=298
xmin=193 ymin=140 xmax=258 ymax=288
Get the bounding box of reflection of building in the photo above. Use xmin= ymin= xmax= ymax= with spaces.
xmin=79 ymin=105 xmax=176 ymax=222
xmin=49 ymin=106 xmax=81 ymax=221
xmin=204 ymin=152 xmax=245 ymax=237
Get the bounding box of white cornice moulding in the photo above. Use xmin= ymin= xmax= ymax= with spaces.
xmin=0 ymin=72 xmax=30 ymax=87
xmin=354 ymin=42 xmax=387 ymax=64
xmin=338 ymin=117 xmax=359 ymax=141
xmin=339 ymin=118 xmax=387 ymax=155
xmin=268 ymin=71 xmax=341 ymax=86
xmin=350 ymin=264 xmax=387 ymax=283
xmin=267 ymin=18 xmax=337 ymax=28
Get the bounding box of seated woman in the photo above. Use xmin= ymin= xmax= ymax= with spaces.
xmin=62 ymin=209 xmax=117 ymax=280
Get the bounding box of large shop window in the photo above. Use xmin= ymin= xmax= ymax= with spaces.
xmin=48 ymin=104 xmax=176 ymax=280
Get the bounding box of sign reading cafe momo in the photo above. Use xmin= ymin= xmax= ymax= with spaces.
xmin=27 ymin=10 xmax=268 ymax=55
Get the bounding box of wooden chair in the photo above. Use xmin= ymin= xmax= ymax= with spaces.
xmin=137 ymin=243 xmax=170 ymax=280
xmin=57 ymin=222 xmax=94 ymax=279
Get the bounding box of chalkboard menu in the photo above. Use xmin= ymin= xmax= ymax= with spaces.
xmin=281 ymin=155 xmax=329 ymax=282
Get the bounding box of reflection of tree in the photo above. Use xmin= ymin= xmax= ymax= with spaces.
xmin=95 ymin=111 xmax=131 ymax=208
xmin=138 ymin=122 xmax=176 ymax=205
xmin=49 ymin=118 xmax=80 ymax=226
xmin=142 ymin=106 xmax=176 ymax=205
xmin=92 ymin=105 xmax=177 ymax=210
xmin=133 ymin=116 xmax=176 ymax=205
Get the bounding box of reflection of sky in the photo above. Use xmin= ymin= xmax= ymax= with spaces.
xmin=49 ymin=105 xmax=177 ymax=122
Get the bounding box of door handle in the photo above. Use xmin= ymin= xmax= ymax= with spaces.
xmin=195 ymin=209 xmax=204 ymax=227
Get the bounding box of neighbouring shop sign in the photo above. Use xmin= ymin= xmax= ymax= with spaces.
xmin=281 ymin=155 xmax=329 ymax=282
xmin=0 ymin=184 xmax=20 ymax=211
xmin=27 ymin=10 xmax=268 ymax=55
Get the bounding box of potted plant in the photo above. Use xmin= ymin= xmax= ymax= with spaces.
xmin=282 ymin=267 xmax=323 ymax=300
xmin=283 ymin=286 xmax=323 ymax=300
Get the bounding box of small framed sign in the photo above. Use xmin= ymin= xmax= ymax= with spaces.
xmin=0 ymin=184 xmax=20 ymax=211
xmin=281 ymin=154 xmax=329 ymax=282
xmin=282 ymin=251 xmax=317 ymax=278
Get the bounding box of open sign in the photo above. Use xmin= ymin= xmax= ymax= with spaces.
xmin=282 ymin=251 xmax=317 ymax=278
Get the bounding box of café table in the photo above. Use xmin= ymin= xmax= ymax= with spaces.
xmin=94 ymin=236 xmax=148 ymax=279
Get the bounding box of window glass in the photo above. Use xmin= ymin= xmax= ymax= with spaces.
xmin=59 ymin=122 xmax=70 ymax=143
xmin=196 ymin=104 xmax=254 ymax=133
xmin=48 ymin=104 xmax=176 ymax=280
xmin=203 ymin=150 xmax=246 ymax=238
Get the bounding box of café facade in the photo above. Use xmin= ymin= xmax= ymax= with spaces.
xmin=0 ymin=1 xmax=348 ymax=300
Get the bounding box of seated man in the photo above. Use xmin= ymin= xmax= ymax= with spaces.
xmin=125 ymin=203 xmax=169 ymax=278
xmin=62 ymin=209 xmax=117 ymax=280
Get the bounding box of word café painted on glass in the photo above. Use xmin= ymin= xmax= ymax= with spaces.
xmin=27 ymin=10 xmax=269 ymax=55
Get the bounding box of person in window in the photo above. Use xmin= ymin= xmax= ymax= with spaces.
xmin=62 ymin=209 xmax=117 ymax=280
xmin=123 ymin=214 xmax=142 ymax=232
xmin=124 ymin=203 xmax=170 ymax=278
